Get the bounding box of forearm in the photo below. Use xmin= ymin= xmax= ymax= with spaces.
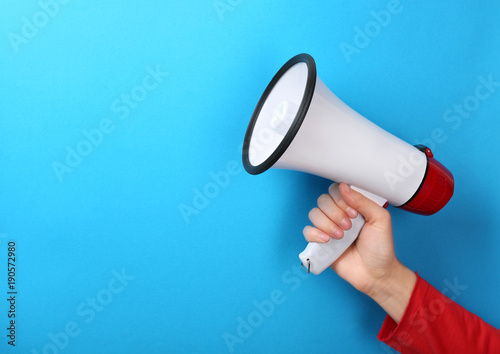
xmin=368 ymin=261 xmax=417 ymax=323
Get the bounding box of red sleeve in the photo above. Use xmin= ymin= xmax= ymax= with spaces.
xmin=377 ymin=272 xmax=500 ymax=353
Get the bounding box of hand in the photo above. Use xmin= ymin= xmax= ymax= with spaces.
xmin=303 ymin=182 xmax=416 ymax=322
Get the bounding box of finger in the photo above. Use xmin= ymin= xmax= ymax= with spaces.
xmin=328 ymin=183 xmax=359 ymax=219
xmin=316 ymin=193 xmax=352 ymax=230
xmin=303 ymin=225 xmax=331 ymax=243
xmin=308 ymin=207 xmax=344 ymax=239
xmin=339 ymin=182 xmax=391 ymax=225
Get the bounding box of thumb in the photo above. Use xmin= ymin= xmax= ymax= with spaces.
xmin=339 ymin=182 xmax=389 ymax=225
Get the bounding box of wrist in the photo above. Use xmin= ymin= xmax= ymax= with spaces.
xmin=368 ymin=261 xmax=417 ymax=323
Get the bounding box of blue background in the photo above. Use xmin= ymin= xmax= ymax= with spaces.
xmin=1 ymin=1 xmax=499 ymax=353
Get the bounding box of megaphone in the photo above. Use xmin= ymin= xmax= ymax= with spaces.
xmin=242 ymin=53 xmax=454 ymax=275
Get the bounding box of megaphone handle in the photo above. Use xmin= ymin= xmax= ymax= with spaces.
xmin=298 ymin=183 xmax=387 ymax=275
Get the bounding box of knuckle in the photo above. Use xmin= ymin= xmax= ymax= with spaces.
xmin=349 ymin=192 xmax=362 ymax=204
xmin=311 ymin=227 xmax=322 ymax=238
xmin=303 ymin=226 xmax=320 ymax=242
xmin=381 ymin=209 xmax=392 ymax=222
xmin=308 ymin=208 xmax=319 ymax=220
xmin=317 ymin=194 xmax=330 ymax=207
xmin=328 ymin=184 xmax=336 ymax=196
xmin=330 ymin=210 xmax=344 ymax=224
xmin=302 ymin=226 xmax=313 ymax=241
xmin=323 ymin=220 xmax=336 ymax=234
xmin=374 ymin=208 xmax=391 ymax=224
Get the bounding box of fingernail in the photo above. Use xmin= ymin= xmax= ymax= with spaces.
xmin=344 ymin=184 xmax=352 ymax=195
xmin=340 ymin=218 xmax=351 ymax=230
xmin=320 ymin=232 xmax=330 ymax=242
xmin=346 ymin=207 xmax=358 ymax=219
xmin=333 ymin=228 xmax=344 ymax=239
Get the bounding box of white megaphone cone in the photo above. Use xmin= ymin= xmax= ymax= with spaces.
xmin=243 ymin=54 xmax=454 ymax=275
